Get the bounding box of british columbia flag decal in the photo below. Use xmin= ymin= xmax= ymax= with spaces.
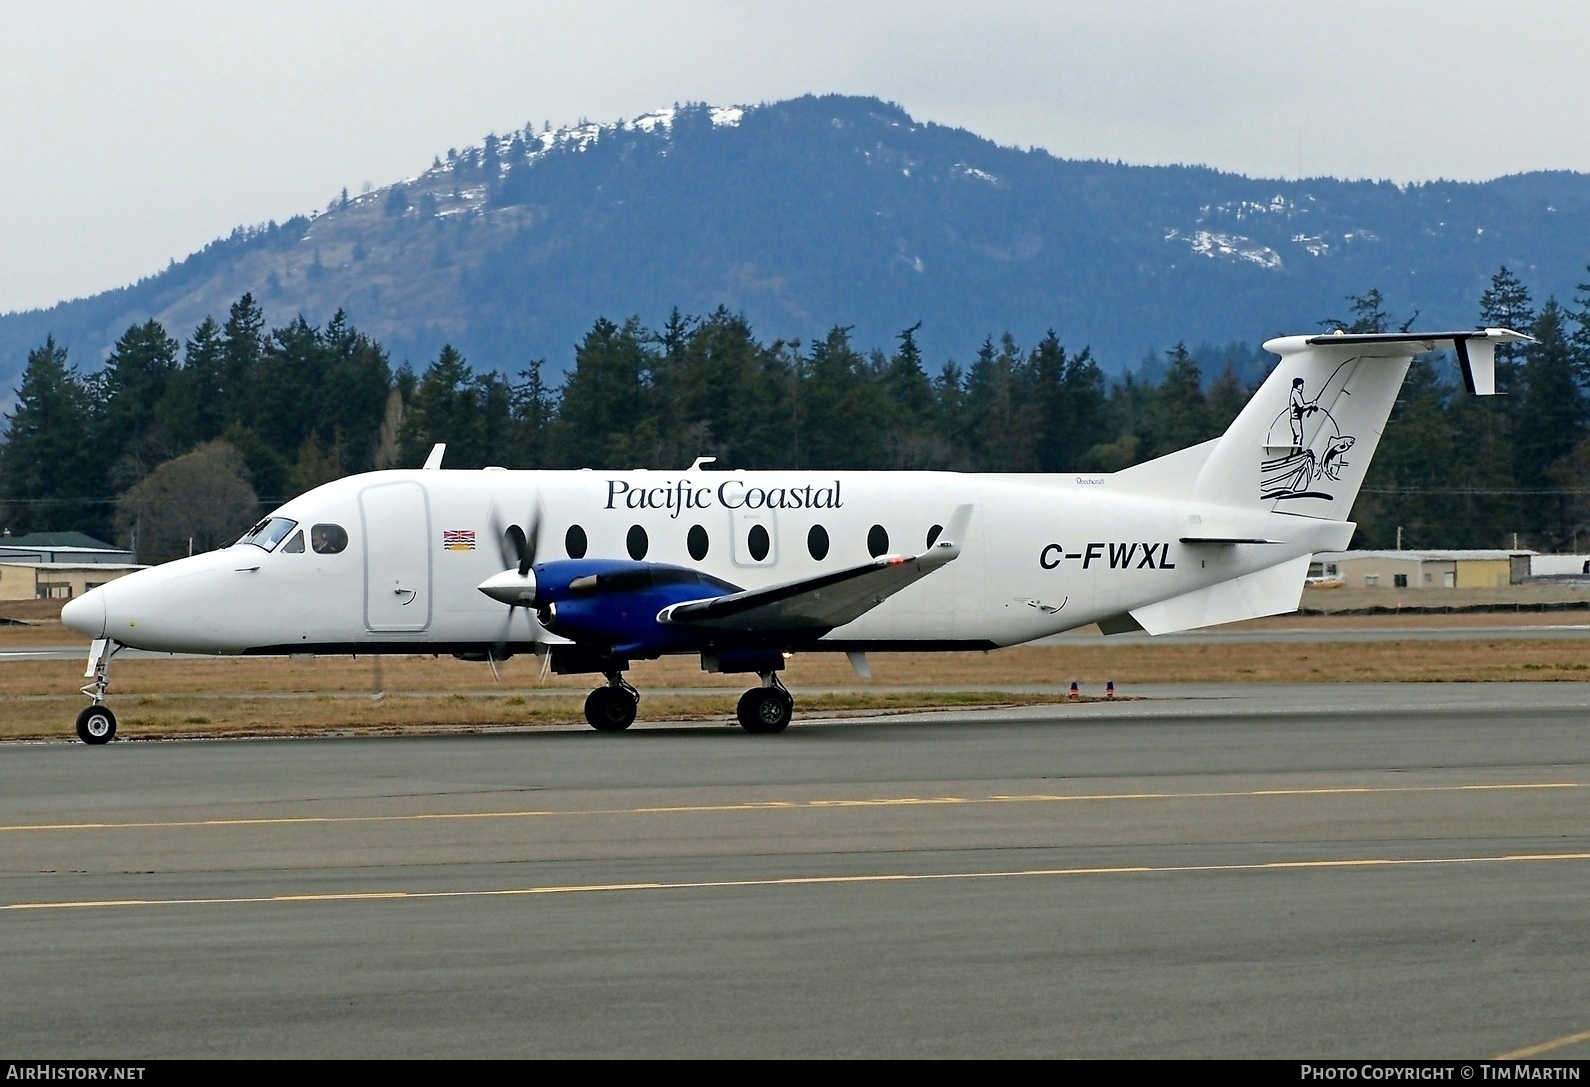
xmin=442 ymin=529 xmax=476 ymax=551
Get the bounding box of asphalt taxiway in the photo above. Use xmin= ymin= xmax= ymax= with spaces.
xmin=1 ymin=684 xmax=1587 ymax=1058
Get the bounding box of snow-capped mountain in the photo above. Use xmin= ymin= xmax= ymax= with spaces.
xmin=2 ymin=94 xmax=1586 ymax=386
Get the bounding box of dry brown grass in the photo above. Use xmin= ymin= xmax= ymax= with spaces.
xmin=9 ymin=598 xmax=1590 ymax=742
xmin=2 ymin=687 xmax=1078 ymax=743
xmin=5 ymin=633 xmax=1589 ymax=742
xmin=8 ymin=636 xmax=1589 ymax=700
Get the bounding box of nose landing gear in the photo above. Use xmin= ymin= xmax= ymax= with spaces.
xmin=737 ymin=672 xmax=793 ymax=734
xmin=75 ymin=638 xmax=120 ymax=745
xmin=584 ymin=672 xmax=639 ymax=731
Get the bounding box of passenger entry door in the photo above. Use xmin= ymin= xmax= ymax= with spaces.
xmin=361 ymin=482 xmax=432 ymax=631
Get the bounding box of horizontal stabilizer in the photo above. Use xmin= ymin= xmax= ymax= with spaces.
xmin=1178 ymin=536 xmax=1281 ymax=545
xmin=1129 ymin=555 xmax=1312 ymax=636
xmin=1177 ymin=328 xmax=1530 ymax=518
xmin=1299 ymin=328 xmax=1531 ymax=397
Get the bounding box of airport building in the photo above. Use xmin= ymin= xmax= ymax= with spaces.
xmin=1309 ymin=549 xmax=1550 ymax=590
xmin=0 ymin=532 xmax=144 ymax=601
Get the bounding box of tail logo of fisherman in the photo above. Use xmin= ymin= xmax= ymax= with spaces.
xmin=1261 ymin=375 xmax=1356 ymax=501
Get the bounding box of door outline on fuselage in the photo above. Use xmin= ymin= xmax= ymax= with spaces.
xmin=359 ymin=481 xmax=433 ymax=632
xmin=730 ymin=508 xmax=778 ymax=567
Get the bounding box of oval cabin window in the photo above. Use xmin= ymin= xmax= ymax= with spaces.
xmin=627 ymin=524 xmax=649 ymax=561
xmin=747 ymin=524 xmax=770 ymax=562
xmin=868 ymin=524 xmax=889 ymax=558
xmin=925 ymin=524 xmax=943 ymax=548
xmin=807 ymin=524 xmax=830 ymax=561
xmin=565 ymin=525 xmax=588 ymax=559
xmin=687 ymin=524 xmax=709 ymax=561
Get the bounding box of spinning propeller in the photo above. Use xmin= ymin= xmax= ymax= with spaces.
xmin=479 ymin=498 xmax=543 ymax=608
xmin=477 ymin=498 xmax=550 ymax=669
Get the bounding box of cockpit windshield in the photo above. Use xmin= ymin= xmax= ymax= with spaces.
xmin=238 ymin=516 xmax=299 ymax=552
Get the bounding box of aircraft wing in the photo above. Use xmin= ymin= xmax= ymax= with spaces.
xmin=658 ymin=505 xmax=971 ymax=634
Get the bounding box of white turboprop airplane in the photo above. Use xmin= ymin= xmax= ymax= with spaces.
xmin=60 ymin=328 xmax=1527 ymax=743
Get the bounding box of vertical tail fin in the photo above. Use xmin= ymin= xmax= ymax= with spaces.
xmin=1182 ymin=329 xmax=1528 ymax=518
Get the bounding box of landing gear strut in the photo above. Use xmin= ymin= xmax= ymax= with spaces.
xmin=584 ymin=672 xmax=639 ymax=731
xmin=76 ymin=639 xmax=120 ymax=745
xmin=737 ymin=672 xmax=793 ymax=734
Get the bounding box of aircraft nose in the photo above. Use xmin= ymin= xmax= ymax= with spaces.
xmin=61 ymin=589 xmax=106 ymax=638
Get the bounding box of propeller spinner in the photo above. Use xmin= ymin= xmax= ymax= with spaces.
xmin=479 ymin=500 xmax=542 ymax=607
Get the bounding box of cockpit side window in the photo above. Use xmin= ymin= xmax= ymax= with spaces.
xmin=282 ymin=530 xmax=305 ymax=554
xmin=239 ymin=517 xmax=298 ymax=552
xmin=311 ymin=524 xmax=349 ymax=555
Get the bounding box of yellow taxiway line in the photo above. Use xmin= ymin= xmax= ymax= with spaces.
xmin=0 ymin=781 xmax=1576 ymax=834
xmin=5 ymin=850 xmax=1588 ymax=913
xmin=1495 ymin=1027 xmax=1590 ymax=1059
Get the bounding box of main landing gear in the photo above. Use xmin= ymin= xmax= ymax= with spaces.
xmin=736 ymin=672 xmax=793 ymax=734
xmin=584 ymin=672 xmax=639 ymax=731
xmin=76 ymin=639 xmax=120 ymax=745
xmin=568 ymin=651 xmax=795 ymax=735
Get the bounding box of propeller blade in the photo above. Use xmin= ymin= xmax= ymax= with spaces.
xmin=520 ymin=498 xmax=543 ymax=577
xmin=488 ymin=502 xmax=507 ymax=565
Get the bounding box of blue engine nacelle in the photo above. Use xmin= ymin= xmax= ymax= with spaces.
xmin=530 ymin=559 xmax=743 ymax=657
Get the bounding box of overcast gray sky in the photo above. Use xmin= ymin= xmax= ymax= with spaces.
xmin=3 ymin=0 xmax=1586 ymax=314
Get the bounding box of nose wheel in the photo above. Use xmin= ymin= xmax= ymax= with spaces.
xmin=75 ymin=638 xmax=121 ymax=745
xmin=737 ymin=674 xmax=793 ymax=734
xmin=75 ymin=705 xmax=117 ymax=745
xmin=585 ymin=673 xmax=639 ymax=731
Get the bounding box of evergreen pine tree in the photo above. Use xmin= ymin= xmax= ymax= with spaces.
xmin=1479 ymin=266 xmax=1535 ymax=395
xmin=555 ymin=319 xmax=655 ymax=468
xmin=882 ymin=323 xmax=938 ymax=468
xmin=97 ymin=319 xmax=181 ymax=485
xmin=1515 ymin=299 xmax=1582 ymax=547
xmin=511 ymin=358 xmax=556 ymax=468
xmin=0 ymin=338 xmax=101 ymax=534
xmin=221 ymin=293 xmax=265 ymax=426
xmin=1568 ymin=264 xmax=1590 ymax=388
xmin=179 ymin=317 xmax=227 ymax=444
xmin=1354 ymin=355 xmax=1457 ymax=548
xmin=800 ymin=326 xmax=887 ymax=470
xmin=1139 ymin=343 xmax=1207 ymax=459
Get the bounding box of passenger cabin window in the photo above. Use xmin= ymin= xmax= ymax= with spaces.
xmin=687 ymin=524 xmax=709 ymax=561
xmin=565 ymin=525 xmax=588 ymax=559
xmin=311 ymin=524 xmax=349 ymax=554
xmin=807 ymin=525 xmax=830 ymax=561
xmin=282 ymin=530 xmax=305 ymax=554
xmin=1393 ymin=573 xmax=1408 ymax=588
xmin=867 ymin=524 xmax=889 ymax=558
xmin=240 ymin=516 xmax=298 ymax=552
xmin=627 ymin=525 xmax=649 ymax=560
xmin=747 ymin=524 xmax=770 ymax=562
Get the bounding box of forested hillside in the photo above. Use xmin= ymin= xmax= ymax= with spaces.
xmin=3 ymin=95 xmax=1589 ymax=391
xmin=4 ymin=266 xmax=1588 ymax=563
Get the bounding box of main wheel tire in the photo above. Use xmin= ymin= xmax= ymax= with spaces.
xmin=75 ymin=705 xmax=117 ymax=745
xmin=736 ymin=688 xmax=792 ymax=734
xmin=585 ymin=687 xmax=636 ymax=731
